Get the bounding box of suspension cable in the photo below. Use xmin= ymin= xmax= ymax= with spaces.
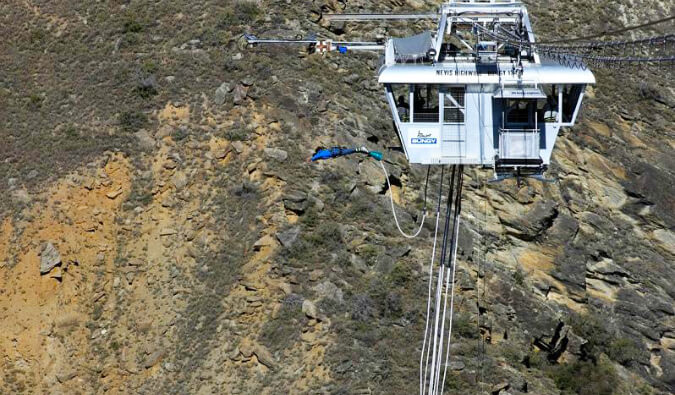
xmin=478 ymin=25 xmax=675 ymax=68
xmin=538 ymin=15 xmax=675 ymax=44
xmin=427 ymin=166 xmax=456 ymax=395
xmin=381 ymin=161 xmax=429 ymax=239
xmin=420 ymin=165 xmax=466 ymax=395
xmin=478 ymin=173 xmax=488 ymax=392
xmin=439 ymin=165 xmax=464 ymax=395
xmin=420 ymin=166 xmax=445 ymax=395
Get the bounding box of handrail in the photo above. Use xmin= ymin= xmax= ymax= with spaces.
xmin=499 ymin=128 xmax=539 ymax=132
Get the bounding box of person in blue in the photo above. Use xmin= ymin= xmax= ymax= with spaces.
xmin=310 ymin=146 xmax=382 ymax=162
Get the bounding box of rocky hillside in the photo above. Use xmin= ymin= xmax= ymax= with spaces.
xmin=0 ymin=0 xmax=673 ymax=394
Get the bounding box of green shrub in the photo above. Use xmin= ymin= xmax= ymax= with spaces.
xmin=221 ymin=2 xmax=260 ymax=26
xmin=27 ymin=93 xmax=43 ymax=108
xmin=607 ymin=337 xmax=641 ymax=366
xmin=568 ymin=312 xmax=612 ymax=361
xmin=64 ymin=125 xmax=78 ymax=138
xmin=454 ymin=312 xmax=478 ymax=339
xmin=119 ymin=111 xmax=148 ymax=132
xmin=259 ymin=301 xmax=306 ymax=353
xmin=141 ymin=60 xmax=158 ymax=74
xmin=122 ymin=12 xmax=144 ymax=33
xmin=388 ymin=262 xmax=413 ymax=286
xmin=549 ymin=356 xmax=617 ymax=395
xmin=223 ymin=128 xmax=249 ymax=141
xmin=307 ymin=222 xmax=343 ymax=251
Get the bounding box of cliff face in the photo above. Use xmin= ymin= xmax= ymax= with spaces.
xmin=0 ymin=1 xmax=673 ymax=394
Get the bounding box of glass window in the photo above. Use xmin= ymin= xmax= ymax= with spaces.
xmin=413 ymin=85 xmax=439 ymax=123
xmin=391 ymin=84 xmax=410 ymax=122
xmin=444 ymin=87 xmax=465 ymax=123
xmin=506 ymin=100 xmax=531 ymax=124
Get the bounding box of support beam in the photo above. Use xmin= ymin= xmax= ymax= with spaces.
xmin=323 ymin=13 xmax=438 ymax=21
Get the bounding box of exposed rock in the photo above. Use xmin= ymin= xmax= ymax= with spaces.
xmin=491 ymin=381 xmax=510 ymax=393
xmin=252 ymin=344 xmax=275 ymax=370
xmin=653 ymin=229 xmax=675 ymax=254
xmin=160 ymin=228 xmax=177 ymax=236
xmin=358 ymin=160 xmax=385 ymax=193
xmin=302 ymin=300 xmax=319 ymax=319
xmin=502 ymin=200 xmax=558 ymax=240
xmin=11 ymin=188 xmax=31 ymax=204
xmin=231 ymin=141 xmax=244 ymax=154
xmin=55 ymin=370 xmax=77 ymax=383
xmin=276 ymin=227 xmax=301 ymax=248
xmin=263 ymin=147 xmax=288 ymax=161
xmin=172 ymin=171 xmax=189 ymax=191
xmin=233 ymin=84 xmax=248 ymax=105
xmin=448 ymin=361 xmax=465 ymax=371
xmin=214 ymin=146 xmax=230 ymax=159
xmin=313 ymin=281 xmax=344 ymax=303
xmin=308 ymin=269 xmax=323 ymax=282
xmin=214 ymin=82 xmax=231 ymax=105
xmin=253 ymin=235 xmax=277 ymax=250
xmin=106 ymin=188 xmax=123 ymax=199
xmin=40 ymin=243 xmax=61 ymax=274
xmin=163 ymin=159 xmax=177 ymax=170
xmin=156 ymin=124 xmax=174 ymax=139
xmin=135 ymin=129 xmax=156 ymax=151
xmin=143 ymin=349 xmax=165 ymax=369
xmin=283 ymin=190 xmax=308 ymax=213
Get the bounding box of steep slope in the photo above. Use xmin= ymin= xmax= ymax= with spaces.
xmin=0 ymin=1 xmax=673 ymax=394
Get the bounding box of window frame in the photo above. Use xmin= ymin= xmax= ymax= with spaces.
xmin=442 ymin=86 xmax=466 ymax=124
xmin=412 ymin=84 xmax=440 ymax=123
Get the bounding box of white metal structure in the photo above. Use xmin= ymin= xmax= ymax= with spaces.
xmin=246 ymin=0 xmax=595 ymax=179
xmin=378 ymin=0 xmax=595 ymax=179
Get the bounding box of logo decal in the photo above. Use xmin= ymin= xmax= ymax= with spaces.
xmin=411 ymin=137 xmax=437 ymax=145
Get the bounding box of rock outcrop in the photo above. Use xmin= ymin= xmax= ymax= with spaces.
xmin=0 ymin=0 xmax=672 ymax=394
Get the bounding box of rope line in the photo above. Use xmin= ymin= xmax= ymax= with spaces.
xmin=420 ymin=167 xmax=444 ymax=395
xmin=475 ymin=22 xmax=675 ymax=68
xmin=440 ymin=165 xmax=464 ymax=394
xmin=380 ymin=161 xmax=427 ymax=239
xmin=537 ymin=15 xmax=675 ymax=44
xmin=419 ymin=165 xmax=464 ymax=395
xmin=478 ymin=173 xmax=488 ymax=392
xmin=427 ymin=166 xmax=456 ymax=395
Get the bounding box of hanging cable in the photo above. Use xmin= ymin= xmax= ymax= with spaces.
xmin=380 ymin=161 xmax=429 ymax=239
xmin=426 ymin=166 xmax=456 ymax=395
xmin=420 ymin=166 xmax=465 ymax=395
xmin=440 ymin=165 xmax=464 ymax=395
xmin=478 ymin=173 xmax=488 ymax=393
xmin=420 ymin=166 xmax=445 ymax=395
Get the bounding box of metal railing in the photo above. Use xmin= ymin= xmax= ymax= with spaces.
xmin=498 ymin=128 xmax=540 ymax=159
xmin=413 ymin=112 xmax=440 ymax=123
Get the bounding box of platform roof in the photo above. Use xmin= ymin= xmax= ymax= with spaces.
xmin=378 ymin=61 xmax=596 ymax=85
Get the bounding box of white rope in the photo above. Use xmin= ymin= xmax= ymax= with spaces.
xmin=428 ymin=262 xmax=445 ymax=395
xmin=440 ymin=215 xmax=462 ymax=395
xmin=420 ymin=209 xmax=442 ymax=395
xmin=379 ymin=160 xmax=426 ymax=239
xmin=433 ymin=260 xmax=453 ymax=394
